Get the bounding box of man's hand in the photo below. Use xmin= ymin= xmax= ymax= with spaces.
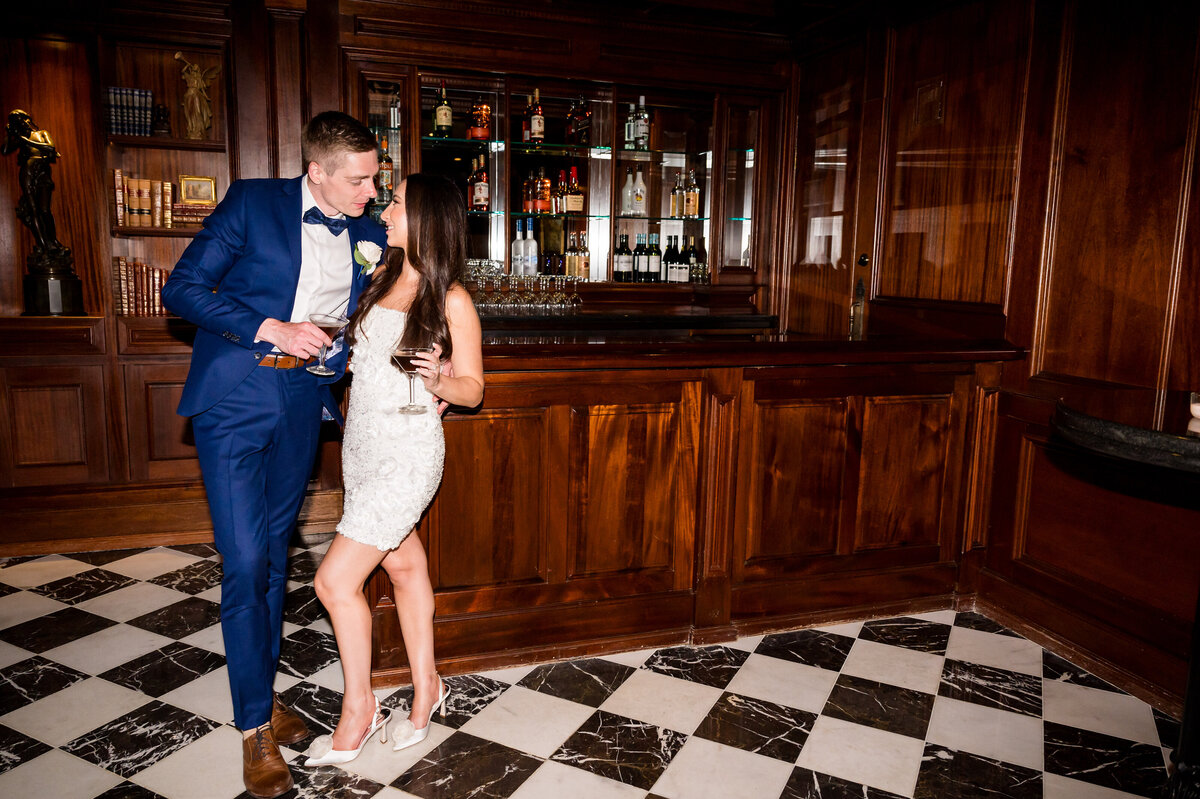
xmin=255 ymin=318 xmax=331 ymax=359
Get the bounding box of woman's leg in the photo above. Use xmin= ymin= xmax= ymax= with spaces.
xmin=313 ymin=534 xmax=388 ymax=749
xmin=380 ymin=531 xmax=440 ymax=726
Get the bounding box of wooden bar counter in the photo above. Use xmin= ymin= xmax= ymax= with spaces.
xmin=366 ymin=331 xmax=1023 ymax=684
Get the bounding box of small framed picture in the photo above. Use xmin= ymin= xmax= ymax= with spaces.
xmin=179 ymin=175 xmax=216 ymax=205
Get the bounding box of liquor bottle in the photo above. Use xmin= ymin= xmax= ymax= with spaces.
xmin=525 ymin=219 xmax=539 ymax=276
xmin=684 ymin=168 xmax=701 ymax=218
xmin=634 ymin=95 xmax=650 ymax=150
xmin=521 ymin=94 xmax=532 ymax=142
xmin=472 ymin=156 xmax=489 ymax=211
xmin=522 ymin=170 xmax=535 ymax=213
xmin=684 ymin=235 xmax=698 ymax=282
xmin=565 ymin=97 xmax=577 ymax=144
xmin=573 ymin=95 xmax=591 ymax=146
xmin=648 ymin=233 xmax=663 ymax=283
xmin=632 ymin=166 xmax=648 ymax=217
xmin=620 ymin=166 xmax=635 ymax=215
xmin=535 ymin=166 xmax=552 ymax=213
xmin=466 ymin=156 xmax=476 ymax=202
xmin=565 ymin=232 xmax=578 ymax=277
xmin=512 ymin=220 xmax=524 ymax=275
xmin=614 ymin=233 xmax=633 ymax=282
xmin=695 ymin=235 xmax=709 ymax=283
xmin=632 ymin=233 xmax=648 ymax=282
xmin=670 ymin=172 xmax=685 ymax=218
xmin=433 ymin=79 xmax=452 ymax=137
xmin=564 ymin=166 xmax=585 ymax=213
xmin=467 ymin=95 xmax=492 ymax=140
xmin=624 ymin=103 xmax=636 ymax=150
xmin=377 ymin=137 xmax=394 ymax=207
xmin=555 ymin=169 xmax=568 ymax=214
xmin=578 ymin=232 xmax=590 ymax=279
xmin=529 ymin=88 xmax=545 ymax=144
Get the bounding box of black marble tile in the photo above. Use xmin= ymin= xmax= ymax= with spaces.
xmin=235 ymin=761 xmax=383 ymax=799
xmin=0 ymin=654 xmax=90 ymax=714
xmin=822 ymin=673 xmax=935 ymax=739
xmin=938 ymin=659 xmax=1041 ymax=717
xmin=859 ymin=617 xmax=951 ymax=655
xmin=394 ymin=730 xmax=541 ymax=799
xmin=518 ymin=657 xmax=635 ymax=707
xmin=148 ymin=559 xmax=224 ymax=595
xmin=782 ymin=767 xmax=907 ymax=799
xmin=167 ymin=543 xmax=219 ymax=559
xmin=276 ymin=680 xmax=343 ymax=749
xmin=1044 ymin=720 xmax=1169 ymax=796
xmin=0 ymin=606 xmax=116 ymax=653
xmin=914 ymin=742 xmax=1042 ymax=799
xmin=551 ymin=708 xmax=687 ymax=790
xmin=642 ymin=644 xmax=750 ymax=689
xmin=1043 ymin=650 xmax=1120 ymax=693
xmin=93 ymin=782 xmax=168 ymax=799
xmin=953 ymin=611 xmax=1020 ymax=637
xmin=287 ymin=548 xmax=323 ymax=583
xmin=383 ymin=674 xmax=509 ymax=730
xmin=64 ymin=549 xmax=147 ymax=567
xmin=62 ymin=699 xmax=217 ymax=778
xmin=278 ymin=627 xmax=339 ymax=679
xmin=755 ymin=628 xmax=856 ymax=671
xmin=1154 ymin=708 xmax=1181 ymax=750
xmin=693 ymin=691 xmax=817 ymax=762
xmin=0 ymin=555 xmax=42 ymax=569
xmin=29 ymin=568 xmax=135 ymax=605
xmin=99 ymin=641 xmax=225 ymax=697
xmin=282 ymin=585 xmax=328 ymax=627
xmin=0 ymin=582 xmax=16 ymax=598
xmin=0 ymin=722 xmax=51 ymax=775
xmin=127 ymin=596 xmax=221 ymax=639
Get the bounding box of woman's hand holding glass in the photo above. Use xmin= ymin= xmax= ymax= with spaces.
xmin=411 ymin=343 xmax=445 ymax=394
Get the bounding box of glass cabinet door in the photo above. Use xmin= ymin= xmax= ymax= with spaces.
xmin=722 ymin=105 xmax=758 ymax=270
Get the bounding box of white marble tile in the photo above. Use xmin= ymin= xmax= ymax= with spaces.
xmin=0 ymin=590 xmax=65 ymax=630
xmin=307 ymin=616 xmax=335 ymax=635
xmin=461 ymin=684 xmax=595 ymax=758
xmin=76 ymin=582 xmax=188 ymax=622
xmin=724 ymin=652 xmax=839 ymax=714
xmin=925 ymin=695 xmax=1044 ymax=771
xmin=0 ymin=556 xmax=95 ymax=589
xmin=273 ymin=672 xmax=302 ymax=694
xmin=905 ymin=609 xmax=957 ymax=626
xmin=1043 ymin=771 xmax=1152 ymax=799
xmin=944 ymin=625 xmax=1042 ymax=676
xmin=159 ymin=666 xmax=234 ymax=724
xmin=510 ymin=759 xmax=645 ymax=799
xmin=599 ymin=647 xmax=658 ymax=668
xmin=814 ymin=620 xmax=863 ymax=638
xmin=337 ymin=717 xmax=453 ymax=785
xmin=651 ymin=736 xmax=794 ymax=799
xmin=180 ymin=620 xmax=226 ymax=654
xmin=0 ymin=748 xmax=123 ymax=799
xmin=599 ymin=667 xmax=722 ymax=735
xmin=0 ymin=638 xmax=31 ymax=669
xmin=280 ymin=621 xmax=303 ymax=639
xmin=306 ymin=661 xmax=346 ymax=693
xmin=727 ymin=634 xmax=765 ymax=653
xmin=41 ymin=623 xmax=174 ymax=675
xmin=103 ymin=547 xmax=200 ymax=581
xmin=474 ymin=662 xmax=537 ymax=685
xmin=196 ymin=585 xmax=222 ymax=603
xmin=1042 ymin=678 xmax=1161 ymax=745
xmin=840 ymin=638 xmax=945 ymax=695
xmin=0 ymin=676 xmax=149 ymax=746
xmin=131 ymin=724 xmax=246 ymax=799
xmin=795 ymin=715 xmax=924 ymax=797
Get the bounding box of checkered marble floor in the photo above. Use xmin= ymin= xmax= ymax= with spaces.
xmin=0 ymin=541 xmax=1181 ymax=799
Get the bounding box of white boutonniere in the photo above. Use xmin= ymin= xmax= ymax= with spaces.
xmin=354 ymin=240 xmax=383 ymax=277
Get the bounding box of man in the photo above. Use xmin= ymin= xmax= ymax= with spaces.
xmin=162 ymin=111 xmax=386 ymax=798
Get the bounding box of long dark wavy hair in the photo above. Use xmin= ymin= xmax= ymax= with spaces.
xmin=347 ymin=173 xmax=466 ymax=358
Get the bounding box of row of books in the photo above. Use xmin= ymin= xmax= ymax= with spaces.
xmin=112 ymin=169 xmax=216 ymax=229
xmin=107 ymin=87 xmax=154 ymax=137
xmin=111 ymin=257 xmax=171 ymax=317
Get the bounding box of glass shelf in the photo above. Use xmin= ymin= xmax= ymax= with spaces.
xmin=420 ymin=135 xmax=498 ymax=149
xmin=727 ymin=217 xmax=752 ymax=222
xmin=616 ymin=215 xmax=710 ymax=222
xmin=512 ymin=212 xmax=611 ymax=220
xmin=467 ymin=210 xmax=504 ymax=217
xmin=614 ymin=148 xmax=706 ymax=158
xmin=509 ymin=143 xmax=611 ymax=158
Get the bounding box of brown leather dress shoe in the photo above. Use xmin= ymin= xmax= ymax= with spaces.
xmin=242 ymin=724 xmax=293 ymax=799
xmin=271 ymin=695 xmax=309 ymax=745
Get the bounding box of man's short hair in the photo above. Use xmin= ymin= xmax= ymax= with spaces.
xmin=301 ymin=111 xmax=378 ymax=173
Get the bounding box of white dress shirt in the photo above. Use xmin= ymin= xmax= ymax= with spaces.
xmin=290 ymin=177 xmax=354 ymax=322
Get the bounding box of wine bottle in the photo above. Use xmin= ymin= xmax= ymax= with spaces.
xmin=579 ymin=232 xmax=590 ymax=280
xmin=684 ymin=168 xmax=700 ymax=218
xmin=635 ymin=95 xmax=650 ymax=150
xmin=530 ymin=88 xmax=545 ymax=143
xmin=564 ymin=166 xmax=585 ymax=214
xmin=521 ymin=94 xmax=532 ymax=143
xmin=433 ymin=79 xmax=452 ymax=137
xmin=648 ymin=233 xmax=663 ymax=283
xmin=624 ymin=103 xmax=636 ymax=150
xmin=566 ymin=232 xmax=578 ymax=277
xmin=555 ymin=169 xmax=568 ymax=214
xmin=695 ymin=235 xmax=709 ymax=283
xmin=631 ymin=233 xmax=646 ymax=282
xmin=614 ymin=233 xmax=633 ymax=282
xmin=670 ymin=172 xmax=685 ymax=218
xmin=472 ymin=156 xmax=489 ymax=211
xmin=632 ymin=166 xmax=648 ymax=217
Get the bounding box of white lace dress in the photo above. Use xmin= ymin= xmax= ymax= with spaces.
xmin=337 ymin=306 xmax=445 ymax=551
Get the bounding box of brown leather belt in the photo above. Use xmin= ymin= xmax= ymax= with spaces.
xmin=258 ymin=353 xmax=316 ymax=369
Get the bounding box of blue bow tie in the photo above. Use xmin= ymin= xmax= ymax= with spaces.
xmin=303 ymin=206 xmax=350 ymax=236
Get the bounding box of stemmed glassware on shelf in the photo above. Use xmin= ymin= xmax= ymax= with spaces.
xmin=306 ymin=313 xmax=350 ymax=376
xmin=390 ymin=344 xmax=435 ymax=414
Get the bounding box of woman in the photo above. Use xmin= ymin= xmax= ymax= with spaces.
xmin=303 ymin=174 xmax=484 ymax=766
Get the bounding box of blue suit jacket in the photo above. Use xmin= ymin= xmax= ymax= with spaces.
xmin=162 ymin=176 xmax=387 ymax=423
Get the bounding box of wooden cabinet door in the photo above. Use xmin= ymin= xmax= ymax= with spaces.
xmin=123 ymin=362 xmax=199 ymax=482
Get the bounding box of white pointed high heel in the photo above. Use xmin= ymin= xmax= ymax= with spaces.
xmin=302 ymin=698 xmax=390 ymax=767
xmin=391 ymin=678 xmax=449 ymax=752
